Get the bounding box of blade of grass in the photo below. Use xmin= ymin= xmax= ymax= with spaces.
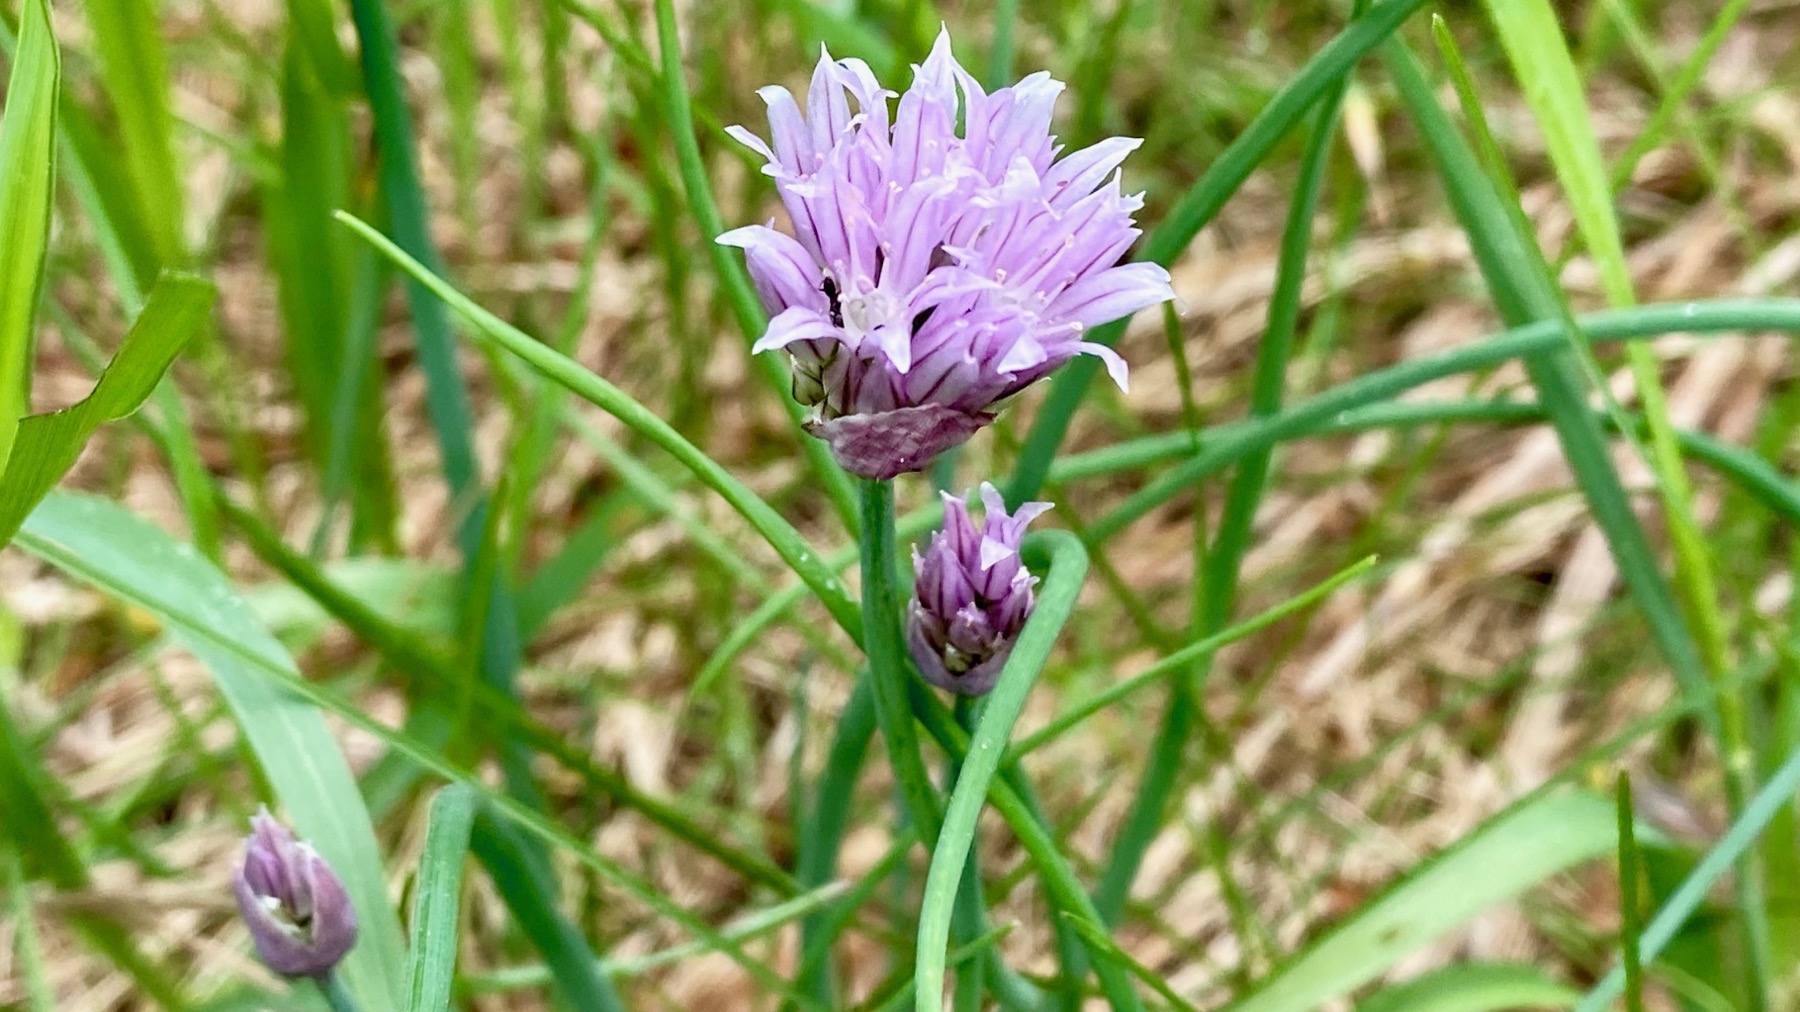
xmin=1617 ymin=773 xmax=1647 ymax=1012
xmin=1467 ymin=7 xmax=1766 ymax=990
xmin=0 ymin=274 xmax=215 ymax=547
xmin=1061 ymin=912 xmax=1198 ymax=1012
xmin=1010 ymin=556 xmax=1376 ymax=761
xmin=1228 ymin=790 xmax=1618 ymax=1012
xmin=1576 ymin=741 xmax=1800 ymax=1012
xmin=346 ymin=0 xmax=479 ymax=499
xmin=83 ymin=0 xmax=184 ymax=266
xmin=1091 ymin=63 xmax=1350 ymax=930
xmin=468 ymin=812 xmax=625 ymax=1012
xmin=14 ymin=492 xmax=409 ymax=1008
xmin=1069 ymin=299 xmax=1800 ymax=530
xmin=1358 ymin=964 xmax=1580 ymax=1012
xmin=1 ymin=846 xmax=55 ymax=1011
xmin=915 ymin=531 xmax=1087 ymax=1009
xmin=0 ymin=0 xmax=56 ymax=479
xmin=1366 ymin=42 xmax=1722 ymax=756
xmin=652 ymin=0 xmax=860 ymax=533
xmin=467 ymin=882 xmax=852 ymax=993
xmin=1007 ymin=0 xmax=1432 ymax=502
xmin=0 ymin=704 xmax=185 ymax=1007
xmin=334 ymin=210 xmax=863 ymax=641
xmin=794 ymin=671 xmax=878 ymax=1004
xmin=406 ymin=783 xmax=478 ymax=1012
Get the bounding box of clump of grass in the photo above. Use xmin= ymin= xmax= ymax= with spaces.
xmin=3 ymin=1 xmax=1799 ymax=1010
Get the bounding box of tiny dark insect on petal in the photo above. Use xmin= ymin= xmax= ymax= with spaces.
xmin=822 ymin=277 xmax=845 ymax=328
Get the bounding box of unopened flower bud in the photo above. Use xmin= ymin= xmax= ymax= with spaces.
xmin=907 ymin=483 xmax=1051 ymax=695
xmin=233 ymin=809 xmax=358 ymax=979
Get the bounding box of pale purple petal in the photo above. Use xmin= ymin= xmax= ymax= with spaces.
xmin=754 ymin=306 xmax=841 ymax=354
xmin=718 ymin=225 xmax=827 ymax=315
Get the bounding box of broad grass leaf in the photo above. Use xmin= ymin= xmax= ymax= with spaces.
xmin=0 ymin=274 xmax=213 ymax=547
xmin=0 ymin=0 xmax=59 ymax=477
xmin=1358 ymin=964 xmax=1578 ymax=1012
xmin=1229 ymin=790 xmax=1616 ymax=1012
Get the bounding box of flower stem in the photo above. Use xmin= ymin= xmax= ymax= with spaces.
xmin=858 ymin=479 xmax=943 ymax=846
xmin=318 ymin=972 xmax=362 ymax=1012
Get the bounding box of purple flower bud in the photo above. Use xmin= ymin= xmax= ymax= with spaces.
xmin=720 ymin=29 xmax=1174 ymax=480
xmin=233 ymin=809 xmax=358 ymax=979
xmin=907 ymin=483 xmax=1052 ymax=695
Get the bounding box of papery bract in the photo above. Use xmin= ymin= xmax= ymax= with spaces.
xmin=232 ymin=809 xmax=358 ymax=979
xmin=907 ymin=483 xmax=1051 ymax=695
xmin=720 ymin=30 xmax=1174 ymax=479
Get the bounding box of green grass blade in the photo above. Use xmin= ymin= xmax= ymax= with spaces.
xmin=0 ymin=274 xmax=214 ymax=547
xmin=794 ymin=670 xmax=878 ymax=1003
xmin=1228 ymin=790 xmax=1617 ymax=1012
xmin=468 ymin=812 xmax=626 ymax=1012
xmin=1 ymin=846 xmax=55 ymax=1011
xmin=0 ymin=0 xmax=58 ymax=478
xmin=1092 ymin=66 xmax=1350 ymax=929
xmin=0 ymin=704 xmax=184 ymax=1006
xmin=346 ymin=0 xmax=479 ymax=498
xmin=1061 ymin=912 xmax=1198 ymax=1012
xmin=14 ymin=492 xmax=409 ymax=1008
xmin=1617 ymin=774 xmax=1647 ymax=1012
xmin=1576 ymin=741 xmax=1800 ymax=1011
xmin=1007 ymin=0 xmax=1431 ymax=503
xmin=83 ymin=0 xmax=184 ymax=266
xmin=1358 ymin=964 xmax=1579 ymax=1012
xmin=1468 ymin=11 xmax=1760 ymax=977
xmin=1383 ymin=43 xmax=1718 ymax=741
xmin=465 ymin=882 xmax=852 ymax=993
xmin=652 ymin=0 xmax=860 ymax=532
xmin=1010 ymin=556 xmax=1376 ymax=760
xmin=406 ymin=783 xmax=478 ymax=1012
xmin=1068 ymin=299 xmax=1800 ymax=534
xmin=915 ymin=531 xmax=1087 ymax=1009
xmin=334 ymin=210 xmax=863 ymax=642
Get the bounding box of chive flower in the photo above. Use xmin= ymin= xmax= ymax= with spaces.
xmin=907 ymin=483 xmax=1051 ymax=695
xmin=719 ymin=30 xmax=1173 ymax=479
xmin=233 ymin=809 xmax=358 ymax=979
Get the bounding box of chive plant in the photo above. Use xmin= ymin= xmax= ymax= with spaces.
xmin=3 ymin=1 xmax=1800 ymax=1010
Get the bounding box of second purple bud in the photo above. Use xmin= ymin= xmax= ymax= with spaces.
xmin=907 ymin=483 xmax=1052 ymax=696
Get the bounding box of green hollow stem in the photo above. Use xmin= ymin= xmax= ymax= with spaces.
xmin=907 ymin=683 xmax=1145 ymax=1012
xmin=859 ymin=479 xmax=944 ymax=848
xmin=320 ymin=973 xmax=362 ymax=1012
xmin=334 ymin=210 xmax=862 ymax=643
xmin=793 ymin=671 xmax=879 ymax=1004
xmin=914 ymin=532 xmax=1088 ymax=1009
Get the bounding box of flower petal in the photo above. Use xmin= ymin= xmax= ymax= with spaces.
xmin=717 ymin=224 xmax=827 ymax=315
xmin=1047 ymin=261 xmax=1174 ymax=329
xmin=754 ymin=306 xmax=841 ymax=354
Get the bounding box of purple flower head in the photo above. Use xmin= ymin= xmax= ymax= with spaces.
xmin=907 ymin=482 xmax=1052 ymax=695
xmin=719 ymin=29 xmax=1174 ymax=480
xmin=233 ymin=809 xmax=358 ymax=979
